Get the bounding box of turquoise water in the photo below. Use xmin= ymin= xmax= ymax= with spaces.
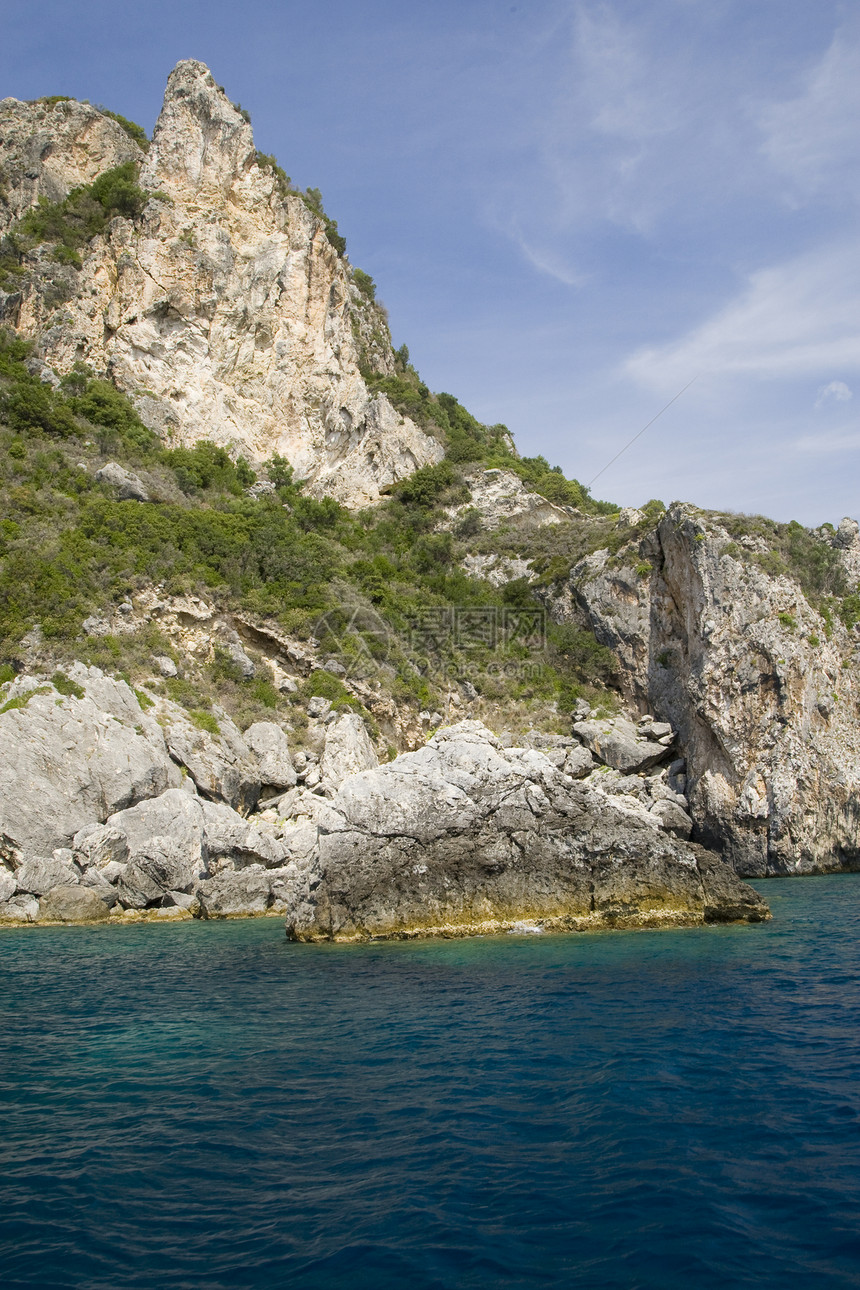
xmin=2 ymin=877 xmax=860 ymax=1288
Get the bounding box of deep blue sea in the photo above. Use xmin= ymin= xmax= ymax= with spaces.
xmin=2 ymin=876 xmax=860 ymax=1289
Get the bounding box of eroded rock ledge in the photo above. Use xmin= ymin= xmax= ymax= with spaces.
xmin=285 ymin=721 xmax=768 ymax=941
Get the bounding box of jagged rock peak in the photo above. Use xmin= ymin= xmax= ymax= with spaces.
xmin=1 ymin=61 xmax=444 ymax=505
xmin=140 ymin=60 xmax=256 ymax=200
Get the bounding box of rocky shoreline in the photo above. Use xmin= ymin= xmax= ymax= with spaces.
xmin=0 ymin=665 xmax=769 ymax=936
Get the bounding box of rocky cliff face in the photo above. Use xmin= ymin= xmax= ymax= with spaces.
xmin=0 ymin=61 xmax=442 ymax=505
xmin=566 ymin=505 xmax=860 ymax=877
xmin=0 ymin=96 xmax=144 ymax=232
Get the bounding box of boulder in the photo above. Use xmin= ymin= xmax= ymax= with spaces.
xmin=319 ymin=713 xmax=378 ymax=792
xmin=286 ymin=720 xmax=768 ymax=941
xmin=161 ymin=705 xmax=260 ymax=812
xmin=95 ymin=462 xmax=150 ymax=502
xmin=108 ymin=790 xmax=205 ymax=870
xmin=244 ymin=722 xmax=297 ymax=790
xmin=40 ymin=885 xmax=110 ymax=922
xmin=14 ymin=855 xmax=80 ymax=895
xmin=0 ymin=895 xmax=40 ymax=922
xmin=72 ymin=824 xmax=130 ymax=870
xmin=0 ymin=867 xmax=16 ymax=903
xmin=199 ymin=799 xmax=284 ymax=868
xmin=79 ymin=869 xmax=120 ymax=907
xmin=225 ymin=641 xmax=255 ymax=679
xmin=196 ymin=866 xmax=274 ymax=918
xmin=0 ymin=665 xmax=179 ymax=861
xmin=563 ymin=744 xmax=595 ymax=779
xmin=115 ymin=862 xmax=165 ymax=910
xmin=572 ymin=717 xmax=669 ymax=774
xmin=650 ymin=799 xmax=694 ymax=839
xmin=103 ymin=788 xmax=284 ymax=893
xmin=127 ymin=835 xmax=206 ymax=894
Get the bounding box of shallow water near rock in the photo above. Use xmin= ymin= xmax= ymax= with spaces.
xmin=1 ymin=876 xmax=859 ymax=1288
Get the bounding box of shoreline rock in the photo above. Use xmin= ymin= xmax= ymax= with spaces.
xmin=285 ymin=721 xmax=768 ymax=942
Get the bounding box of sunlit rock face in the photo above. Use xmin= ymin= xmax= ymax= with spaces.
xmin=0 ymin=60 xmax=442 ymax=506
xmin=566 ymin=503 xmax=860 ymax=877
xmin=0 ymin=95 xmax=144 ymax=233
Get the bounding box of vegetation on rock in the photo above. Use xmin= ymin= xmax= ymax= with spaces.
xmin=0 ymin=330 xmax=618 ymax=733
xmin=0 ymin=162 xmax=157 ymax=283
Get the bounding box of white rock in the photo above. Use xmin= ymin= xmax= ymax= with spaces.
xmin=243 ymin=722 xmax=297 ymax=790
xmin=0 ymin=868 xmax=17 ymax=903
xmin=72 ymin=824 xmax=130 ymax=870
xmin=9 ymin=61 xmax=443 ymax=507
xmin=95 ymin=462 xmax=150 ymax=501
xmin=319 ymin=713 xmax=378 ymax=792
xmin=0 ymin=666 xmax=179 ymax=860
xmin=15 ymin=855 xmax=80 ymax=895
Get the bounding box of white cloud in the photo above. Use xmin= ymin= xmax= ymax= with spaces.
xmin=503 ymin=218 xmax=588 ymax=287
xmin=815 ymin=380 xmax=853 ymax=408
xmin=625 ymin=240 xmax=860 ymax=390
xmin=759 ymin=27 xmax=860 ymax=202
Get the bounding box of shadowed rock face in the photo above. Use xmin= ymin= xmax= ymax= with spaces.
xmin=0 ymin=61 xmax=442 ymax=506
xmin=568 ymin=503 xmax=860 ymax=877
xmin=285 ymin=721 xmax=769 ymax=941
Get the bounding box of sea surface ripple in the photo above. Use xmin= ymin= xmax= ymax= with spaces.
xmin=2 ymin=876 xmax=860 ymax=1288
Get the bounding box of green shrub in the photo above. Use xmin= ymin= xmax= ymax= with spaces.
xmin=548 ymin=623 xmax=617 ymax=686
xmin=394 ymin=461 xmax=461 ymax=509
xmin=16 ymin=162 xmax=149 ymax=255
xmin=51 ymin=670 xmax=85 ymax=698
xmin=301 ymin=187 xmax=346 ymax=255
xmin=839 ymin=594 xmax=860 ymax=630
xmin=302 ymin=670 xmax=355 ymax=706
xmin=167 ymin=441 xmax=256 ymax=494
xmin=249 ymin=678 xmax=279 ymax=709
xmin=353 ymin=268 xmax=376 ymax=301
xmin=189 ymin=709 xmax=220 ymax=735
xmin=164 ymin=676 xmax=210 ymax=710
xmin=255 ymin=152 xmax=291 ymax=201
xmin=0 ymin=685 xmax=50 ymax=714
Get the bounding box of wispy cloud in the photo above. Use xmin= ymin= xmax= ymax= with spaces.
xmin=625 ymin=241 xmax=860 ymax=390
xmin=759 ymin=26 xmax=860 ymax=203
xmin=815 ymin=380 xmax=853 ymax=408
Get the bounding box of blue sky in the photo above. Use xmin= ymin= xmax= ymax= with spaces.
xmin=2 ymin=0 xmax=858 ymax=523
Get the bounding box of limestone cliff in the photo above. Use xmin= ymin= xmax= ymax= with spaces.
xmin=564 ymin=505 xmax=860 ymax=877
xmin=0 ymin=95 xmax=144 ymax=232
xmin=0 ymin=61 xmax=442 ymax=504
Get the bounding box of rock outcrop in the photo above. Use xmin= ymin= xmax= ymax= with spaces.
xmin=568 ymin=504 xmax=860 ymax=876
xmin=444 ymin=468 xmax=573 ymax=530
xmin=0 ymin=61 xmax=443 ymax=505
xmin=286 ymin=721 xmax=767 ymax=940
xmin=0 ymin=95 xmax=144 ymax=233
xmin=0 ymin=665 xmax=180 ymax=865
